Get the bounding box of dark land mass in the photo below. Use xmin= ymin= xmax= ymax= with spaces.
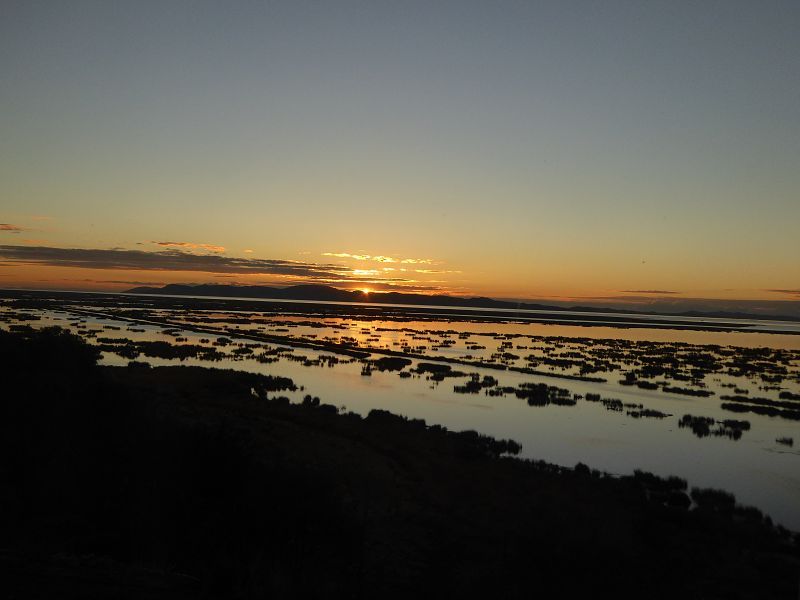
xmin=126 ymin=282 xmax=580 ymax=310
xmin=123 ymin=283 xmax=800 ymax=322
xmin=3 ymin=288 xmax=797 ymax=334
xmin=2 ymin=327 xmax=799 ymax=599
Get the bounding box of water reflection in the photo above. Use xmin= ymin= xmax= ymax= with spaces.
xmin=1 ymin=300 xmax=799 ymax=530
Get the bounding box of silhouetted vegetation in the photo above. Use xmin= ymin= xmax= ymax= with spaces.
xmin=720 ymin=399 xmax=800 ymax=421
xmin=627 ymin=408 xmax=671 ymax=419
xmin=513 ymin=382 xmax=576 ymax=406
xmin=663 ymin=385 xmax=715 ymax=397
xmin=2 ymin=326 xmax=799 ymax=598
xmin=678 ymin=414 xmax=751 ymax=440
xmin=370 ymin=356 xmax=413 ymax=371
xmin=692 ymin=487 xmax=737 ymax=513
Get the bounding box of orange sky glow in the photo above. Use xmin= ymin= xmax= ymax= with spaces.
xmin=1 ymin=3 xmax=798 ymax=309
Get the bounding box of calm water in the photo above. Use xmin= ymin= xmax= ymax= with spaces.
xmin=3 ymin=299 xmax=799 ymax=529
xmin=124 ymin=291 xmax=800 ymax=335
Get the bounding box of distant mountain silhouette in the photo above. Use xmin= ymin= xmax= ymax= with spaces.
xmin=126 ymin=283 xmax=570 ymax=311
xmin=124 ymin=283 xmax=800 ymax=322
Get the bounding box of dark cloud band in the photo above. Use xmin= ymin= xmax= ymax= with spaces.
xmin=0 ymin=245 xmax=352 ymax=279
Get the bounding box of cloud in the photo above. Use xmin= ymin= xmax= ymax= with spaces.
xmin=620 ymin=290 xmax=679 ymax=295
xmin=49 ymin=279 xmax=167 ymax=286
xmin=323 ymin=252 xmax=371 ymax=260
xmin=0 ymin=245 xmax=466 ymax=295
xmin=151 ymin=241 xmax=226 ymax=252
xmin=96 ymin=280 xmax=167 ymax=285
xmin=0 ymin=245 xmax=354 ymax=280
xmin=766 ymin=289 xmax=800 ymax=297
xmin=243 ymin=249 xmax=254 ymax=253
xmin=323 ymin=251 xmax=434 ymax=265
xmin=0 ymin=224 xmax=24 ymax=234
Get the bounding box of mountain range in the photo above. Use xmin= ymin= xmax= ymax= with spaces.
xmin=125 ymin=283 xmax=800 ymax=321
xmin=126 ymin=283 xmax=565 ymax=311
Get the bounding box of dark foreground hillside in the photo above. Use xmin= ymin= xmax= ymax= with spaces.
xmin=1 ymin=327 xmax=798 ymax=599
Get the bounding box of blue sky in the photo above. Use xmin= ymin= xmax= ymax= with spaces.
xmin=1 ymin=1 xmax=798 ymax=300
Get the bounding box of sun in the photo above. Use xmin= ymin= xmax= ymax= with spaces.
xmin=361 ymin=288 xmax=371 ymax=295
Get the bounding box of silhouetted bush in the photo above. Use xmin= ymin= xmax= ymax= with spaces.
xmin=691 ymin=488 xmax=736 ymax=513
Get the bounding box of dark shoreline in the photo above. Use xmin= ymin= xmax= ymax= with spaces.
xmin=1 ymin=326 xmax=799 ymax=598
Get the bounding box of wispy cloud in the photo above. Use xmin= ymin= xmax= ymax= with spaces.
xmin=151 ymin=241 xmax=226 ymax=253
xmin=323 ymin=252 xmax=371 ymax=260
xmin=0 ymin=245 xmax=353 ymax=279
xmin=766 ymin=289 xmax=800 ymax=297
xmin=323 ymin=251 xmax=435 ymax=265
xmin=50 ymin=278 xmax=168 ymax=286
xmin=0 ymin=224 xmax=24 ymax=234
xmin=620 ymin=289 xmax=679 ymax=295
xmin=0 ymin=245 xmax=465 ymax=294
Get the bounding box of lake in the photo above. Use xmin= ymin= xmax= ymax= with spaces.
xmin=2 ymin=293 xmax=799 ymax=529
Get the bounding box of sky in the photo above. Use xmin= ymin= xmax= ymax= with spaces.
xmin=1 ymin=1 xmax=798 ymax=304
